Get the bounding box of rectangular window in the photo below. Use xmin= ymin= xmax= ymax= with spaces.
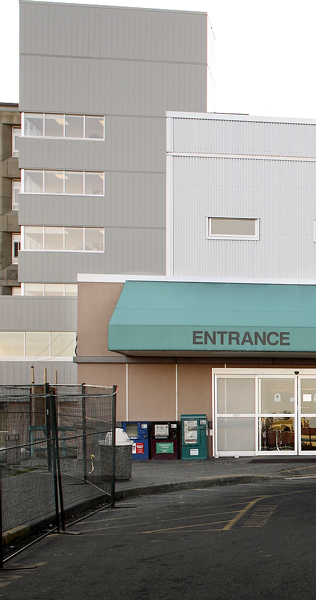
xmin=11 ymin=287 xmax=21 ymax=296
xmin=45 ymin=114 xmax=64 ymax=137
xmin=22 ymin=113 xmax=105 ymax=140
xmin=12 ymin=180 xmax=21 ymax=210
xmin=65 ymin=172 xmax=83 ymax=195
xmin=65 ymin=115 xmax=84 ymax=138
xmin=12 ymin=127 xmax=21 ymax=157
xmin=22 ymin=170 xmax=104 ymax=196
xmin=0 ymin=331 xmax=75 ymax=357
xmin=207 ymin=217 xmax=259 ymax=240
xmin=23 ymin=227 xmax=104 ymax=252
xmin=24 ymin=283 xmax=44 ymax=296
xmin=25 ymin=332 xmax=50 ymax=358
xmin=24 ymin=170 xmax=44 ymax=194
xmin=23 ymin=283 xmax=77 ymax=297
xmin=0 ymin=332 xmax=24 ymax=357
xmin=24 ymin=114 xmax=43 ymax=136
xmin=24 ymin=227 xmax=43 ymax=250
xmin=12 ymin=234 xmax=21 ymax=264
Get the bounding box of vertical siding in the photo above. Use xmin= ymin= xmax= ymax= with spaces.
xmin=0 ymin=361 xmax=77 ymax=386
xmin=0 ymin=297 xmax=77 ymax=331
xmin=19 ymin=3 xmax=208 ymax=280
xmin=172 ymin=117 xmax=316 ymax=157
xmin=172 ymin=153 xmax=316 ymax=280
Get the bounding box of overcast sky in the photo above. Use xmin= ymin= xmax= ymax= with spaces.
xmin=1 ymin=0 xmax=316 ymax=120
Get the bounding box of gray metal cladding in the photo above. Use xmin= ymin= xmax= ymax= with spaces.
xmin=171 ymin=153 xmax=316 ymax=280
xmin=105 ymin=172 xmax=166 ymax=228
xmin=0 ymin=297 xmax=77 ymax=330
xmin=105 ymin=117 xmax=166 ymax=173
xmin=19 ymin=196 xmax=106 ymax=227
xmin=20 ymin=56 xmax=207 ymax=116
xmin=19 ymin=226 xmax=165 ymax=280
xmin=18 ymin=137 xmax=106 ymax=171
xmin=20 ymin=2 xmax=207 ymax=64
xmin=18 ymin=252 xmax=107 ymax=283
xmin=0 ymin=361 xmax=78 ymax=385
xmin=172 ymin=117 xmax=316 ymax=157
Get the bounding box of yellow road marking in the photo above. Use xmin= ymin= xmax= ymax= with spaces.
xmin=142 ymin=519 xmax=230 ymax=534
xmin=222 ymin=497 xmax=263 ymax=531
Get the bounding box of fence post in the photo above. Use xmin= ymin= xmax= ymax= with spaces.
xmin=50 ymin=393 xmax=66 ymax=532
xmin=110 ymin=386 xmax=117 ymax=507
xmin=81 ymin=384 xmax=87 ymax=482
xmin=0 ymin=462 xmax=3 ymax=568
xmin=48 ymin=391 xmax=60 ymax=532
xmin=45 ymin=383 xmax=52 ymax=471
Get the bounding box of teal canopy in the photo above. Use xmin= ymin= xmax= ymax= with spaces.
xmin=108 ymin=281 xmax=316 ymax=355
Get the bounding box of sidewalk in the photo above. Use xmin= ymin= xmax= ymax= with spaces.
xmin=115 ymin=455 xmax=316 ymax=499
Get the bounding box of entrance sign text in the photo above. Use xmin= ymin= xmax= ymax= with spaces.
xmin=193 ymin=330 xmax=291 ymax=346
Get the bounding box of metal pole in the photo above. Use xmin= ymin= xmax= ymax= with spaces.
xmin=45 ymin=383 xmax=52 ymax=472
xmin=49 ymin=394 xmax=60 ymax=532
xmin=0 ymin=462 xmax=4 ymax=568
xmin=51 ymin=394 xmax=66 ymax=532
xmin=81 ymin=384 xmax=87 ymax=482
xmin=110 ymin=386 xmax=117 ymax=507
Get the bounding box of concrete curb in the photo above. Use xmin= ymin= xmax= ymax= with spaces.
xmin=115 ymin=473 xmax=287 ymax=500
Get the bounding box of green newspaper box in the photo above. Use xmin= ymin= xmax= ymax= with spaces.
xmin=180 ymin=414 xmax=208 ymax=460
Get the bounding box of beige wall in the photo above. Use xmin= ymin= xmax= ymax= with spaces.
xmin=78 ymin=363 xmax=126 ymax=421
xmin=177 ymin=364 xmax=212 ymax=418
xmin=78 ymin=282 xmax=123 ymax=357
xmin=128 ymin=364 xmax=176 ymax=421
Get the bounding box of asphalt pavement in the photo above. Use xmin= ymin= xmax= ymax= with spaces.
xmin=115 ymin=455 xmax=316 ymax=499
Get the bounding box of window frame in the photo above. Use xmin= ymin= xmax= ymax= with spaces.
xmin=12 ymin=180 xmax=21 ymax=210
xmin=12 ymin=126 xmax=21 ymax=157
xmin=207 ymin=217 xmax=260 ymax=241
xmin=21 ymin=113 xmax=105 ymax=141
xmin=21 ymin=170 xmax=105 ymax=196
xmin=12 ymin=234 xmax=21 ymax=264
xmin=22 ymin=226 xmax=104 ymax=253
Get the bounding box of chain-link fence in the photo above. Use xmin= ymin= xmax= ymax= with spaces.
xmin=0 ymin=384 xmax=116 ymax=563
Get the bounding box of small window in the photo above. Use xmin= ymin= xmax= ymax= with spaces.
xmin=24 ymin=283 xmax=44 ymax=296
xmin=12 ymin=180 xmax=21 ymax=210
xmin=11 ymin=287 xmax=21 ymax=296
xmin=207 ymin=217 xmax=259 ymax=240
xmin=45 ymin=114 xmax=64 ymax=137
xmin=12 ymin=127 xmax=21 ymax=157
xmin=24 ymin=114 xmax=43 ymax=136
xmin=12 ymin=234 xmax=21 ymax=264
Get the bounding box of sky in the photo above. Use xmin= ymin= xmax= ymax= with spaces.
xmin=1 ymin=0 xmax=316 ymax=120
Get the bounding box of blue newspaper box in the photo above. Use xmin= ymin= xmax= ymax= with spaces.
xmin=122 ymin=422 xmax=151 ymax=460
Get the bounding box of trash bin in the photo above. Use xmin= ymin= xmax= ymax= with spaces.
xmin=99 ymin=428 xmax=133 ymax=480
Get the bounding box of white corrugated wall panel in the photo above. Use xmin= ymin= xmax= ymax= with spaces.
xmin=172 ymin=118 xmax=316 ymax=158
xmin=172 ymin=155 xmax=316 ymax=281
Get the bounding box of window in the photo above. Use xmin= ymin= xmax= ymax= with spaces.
xmin=12 ymin=127 xmax=21 ymax=157
xmin=23 ymin=227 xmax=104 ymax=252
xmin=24 ymin=283 xmax=78 ymax=297
xmin=12 ymin=180 xmax=21 ymax=210
xmin=12 ymin=234 xmax=21 ymax=264
xmin=11 ymin=287 xmax=21 ymax=296
xmin=22 ymin=113 xmax=105 ymax=140
xmin=207 ymin=217 xmax=259 ymax=240
xmin=22 ymin=170 xmax=104 ymax=196
xmin=0 ymin=332 xmax=76 ymax=358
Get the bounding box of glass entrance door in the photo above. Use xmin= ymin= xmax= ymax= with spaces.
xmin=258 ymin=377 xmax=296 ymax=454
xmin=214 ymin=371 xmax=316 ymax=457
xmin=299 ymin=378 xmax=316 ymax=454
